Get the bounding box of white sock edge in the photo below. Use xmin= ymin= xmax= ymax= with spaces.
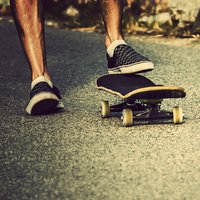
xmin=31 ymin=76 xmax=53 ymax=89
xmin=107 ymin=40 xmax=127 ymax=57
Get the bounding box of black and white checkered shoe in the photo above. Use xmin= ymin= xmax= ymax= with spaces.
xmin=107 ymin=44 xmax=154 ymax=74
xmin=26 ymin=82 xmax=63 ymax=115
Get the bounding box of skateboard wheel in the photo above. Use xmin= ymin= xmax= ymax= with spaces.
xmin=122 ymin=109 xmax=133 ymax=127
xmin=173 ymin=106 xmax=183 ymax=124
xmin=101 ymin=101 xmax=110 ymax=118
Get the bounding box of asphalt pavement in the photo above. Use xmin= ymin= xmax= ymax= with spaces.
xmin=0 ymin=19 xmax=200 ymax=200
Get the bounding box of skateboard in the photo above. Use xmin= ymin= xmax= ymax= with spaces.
xmin=96 ymin=74 xmax=186 ymax=127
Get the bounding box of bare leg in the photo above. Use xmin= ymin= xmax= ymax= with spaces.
xmin=10 ymin=0 xmax=51 ymax=81
xmin=98 ymin=0 xmax=124 ymax=47
xmin=99 ymin=0 xmax=154 ymax=74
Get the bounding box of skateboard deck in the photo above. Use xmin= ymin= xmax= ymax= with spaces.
xmin=96 ymin=74 xmax=186 ymax=126
xmin=97 ymin=74 xmax=185 ymax=100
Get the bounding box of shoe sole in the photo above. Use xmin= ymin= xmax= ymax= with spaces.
xmin=57 ymin=99 xmax=65 ymax=110
xmin=26 ymin=92 xmax=59 ymax=115
xmin=108 ymin=62 xmax=154 ymax=74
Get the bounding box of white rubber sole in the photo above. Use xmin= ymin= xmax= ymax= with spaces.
xmin=108 ymin=62 xmax=154 ymax=74
xmin=26 ymin=92 xmax=59 ymax=115
xmin=57 ymin=99 xmax=65 ymax=109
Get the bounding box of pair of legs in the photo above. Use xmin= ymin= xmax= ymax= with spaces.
xmin=10 ymin=0 xmax=124 ymax=81
xmin=10 ymin=0 xmax=153 ymax=115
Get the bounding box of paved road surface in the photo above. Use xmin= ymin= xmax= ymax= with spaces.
xmin=0 ymin=19 xmax=200 ymax=200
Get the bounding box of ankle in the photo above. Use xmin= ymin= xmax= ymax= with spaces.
xmin=32 ymin=72 xmax=51 ymax=82
xmin=105 ymin=34 xmax=124 ymax=48
xmin=31 ymin=75 xmax=53 ymax=89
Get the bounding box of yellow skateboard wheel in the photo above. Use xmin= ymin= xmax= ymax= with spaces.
xmin=101 ymin=101 xmax=110 ymax=118
xmin=173 ymin=106 xmax=183 ymax=124
xmin=122 ymin=109 xmax=133 ymax=127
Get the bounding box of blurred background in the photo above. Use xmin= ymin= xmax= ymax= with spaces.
xmin=0 ymin=0 xmax=200 ymax=37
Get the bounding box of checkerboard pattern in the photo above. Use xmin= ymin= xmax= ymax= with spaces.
xmin=107 ymin=44 xmax=151 ymax=72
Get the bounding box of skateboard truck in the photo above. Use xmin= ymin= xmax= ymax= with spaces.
xmin=101 ymin=99 xmax=183 ymax=127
